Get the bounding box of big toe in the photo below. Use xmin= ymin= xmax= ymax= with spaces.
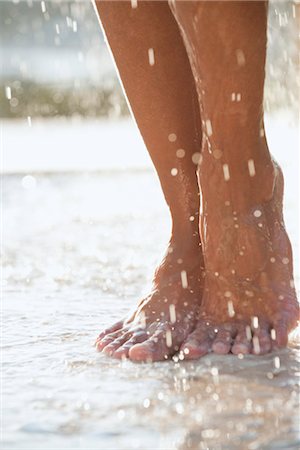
xmin=129 ymin=332 xmax=173 ymax=362
xmin=180 ymin=324 xmax=213 ymax=360
xmin=113 ymin=331 xmax=148 ymax=359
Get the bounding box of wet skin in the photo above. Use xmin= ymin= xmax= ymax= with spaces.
xmin=94 ymin=1 xmax=299 ymax=361
xmin=95 ymin=241 xmax=204 ymax=361
xmin=181 ymin=163 xmax=299 ymax=359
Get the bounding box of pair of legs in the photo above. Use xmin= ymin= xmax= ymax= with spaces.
xmin=94 ymin=0 xmax=298 ymax=361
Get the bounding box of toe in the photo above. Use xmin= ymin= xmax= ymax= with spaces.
xmin=180 ymin=323 xmax=213 ymax=360
xmin=129 ymin=330 xmax=175 ymax=362
xmin=102 ymin=332 xmax=133 ymax=356
xmin=113 ymin=331 xmax=149 ymax=359
xmin=96 ymin=320 xmax=124 ymax=342
xmin=231 ymin=327 xmax=252 ymax=355
xmin=180 ymin=341 xmax=210 ymax=359
xmin=212 ymin=326 xmax=236 ymax=354
xmin=96 ymin=329 xmax=124 ymax=351
xmin=252 ymin=326 xmax=272 ymax=355
xmin=272 ymin=320 xmax=289 ymax=349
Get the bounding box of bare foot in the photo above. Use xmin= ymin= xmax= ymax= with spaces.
xmin=182 ymin=164 xmax=299 ymax=359
xmin=95 ymin=241 xmax=204 ymax=361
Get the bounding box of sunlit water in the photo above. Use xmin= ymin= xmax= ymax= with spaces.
xmin=2 ymin=117 xmax=300 ymax=449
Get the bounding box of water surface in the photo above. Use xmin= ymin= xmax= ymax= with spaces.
xmin=2 ymin=118 xmax=299 ymax=449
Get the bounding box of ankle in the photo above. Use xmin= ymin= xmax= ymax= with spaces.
xmin=199 ymin=144 xmax=276 ymax=214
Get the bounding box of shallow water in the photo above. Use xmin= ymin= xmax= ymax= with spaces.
xmin=2 ymin=118 xmax=300 ymax=449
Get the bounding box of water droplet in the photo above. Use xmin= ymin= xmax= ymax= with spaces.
xmin=270 ymin=329 xmax=276 ymax=340
xmin=189 ymin=215 xmax=195 ymax=222
xmin=213 ymin=149 xmax=222 ymax=159
xmin=175 ymin=403 xmax=184 ymax=414
xmin=176 ymin=148 xmax=185 ymax=158
xmin=180 ymin=270 xmax=188 ymax=289
xmin=27 ymin=116 xmax=32 ymax=127
xmin=211 ymin=367 xmax=219 ymax=384
xmin=5 ymin=86 xmax=11 ymax=100
xmin=205 ymin=119 xmax=213 ymax=136
xmin=246 ymin=325 xmax=252 ymax=341
xmin=222 ymin=164 xmax=230 ymax=181
xmin=169 ymin=304 xmax=176 ymax=324
xmin=148 ymin=48 xmax=155 ymax=66
xmin=66 ymin=16 xmax=72 ymax=28
xmin=118 ymin=409 xmax=125 ymax=419
xmin=282 ymin=257 xmax=289 ymax=265
xmin=165 ymin=329 xmax=172 ymax=348
xmin=227 ymin=300 xmax=235 ymax=318
xmin=41 ymin=1 xmax=46 ymax=13
xmin=236 ymin=49 xmax=246 ymax=66
xmin=131 ymin=0 xmax=138 ymax=8
xmin=168 ymin=133 xmax=177 ymax=142
xmin=248 ymin=159 xmax=256 ymax=177
xmin=252 ymin=336 xmax=260 ymax=353
xmin=202 ymin=429 xmax=216 ymax=439
xmin=252 ymin=316 xmax=259 ymax=329
xmin=171 ymin=168 xmax=178 ymax=176
xmin=157 ymin=392 xmax=164 ymax=400
xmin=143 ymin=398 xmax=150 ymax=408
xmin=274 ymin=356 xmax=280 ymax=369
xmin=22 ymin=175 xmax=36 ymax=189
xmin=192 ymin=152 xmax=202 ymax=165
xmin=245 ymin=290 xmax=254 ymax=297
xmin=253 ymin=209 xmax=262 ymax=218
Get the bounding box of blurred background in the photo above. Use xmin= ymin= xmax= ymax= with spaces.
xmin=0 ymin=0 xmax=298 ymax=120
xmin=0 ymin=0 xmax=129 ymax=119
xmin=2 ymin=2 xmax=300 ymax=450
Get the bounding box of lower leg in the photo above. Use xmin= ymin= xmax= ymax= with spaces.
xmin=94 ymin=1 xmax=204 ymax=361
xmin=171 ymin=0 xmax=298 ymax=357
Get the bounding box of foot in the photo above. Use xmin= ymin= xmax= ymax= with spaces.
xmin=181 ymin=164 xmax=299 ymax=359
xmin=95 ymin=241 xmax=204 ymax=361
